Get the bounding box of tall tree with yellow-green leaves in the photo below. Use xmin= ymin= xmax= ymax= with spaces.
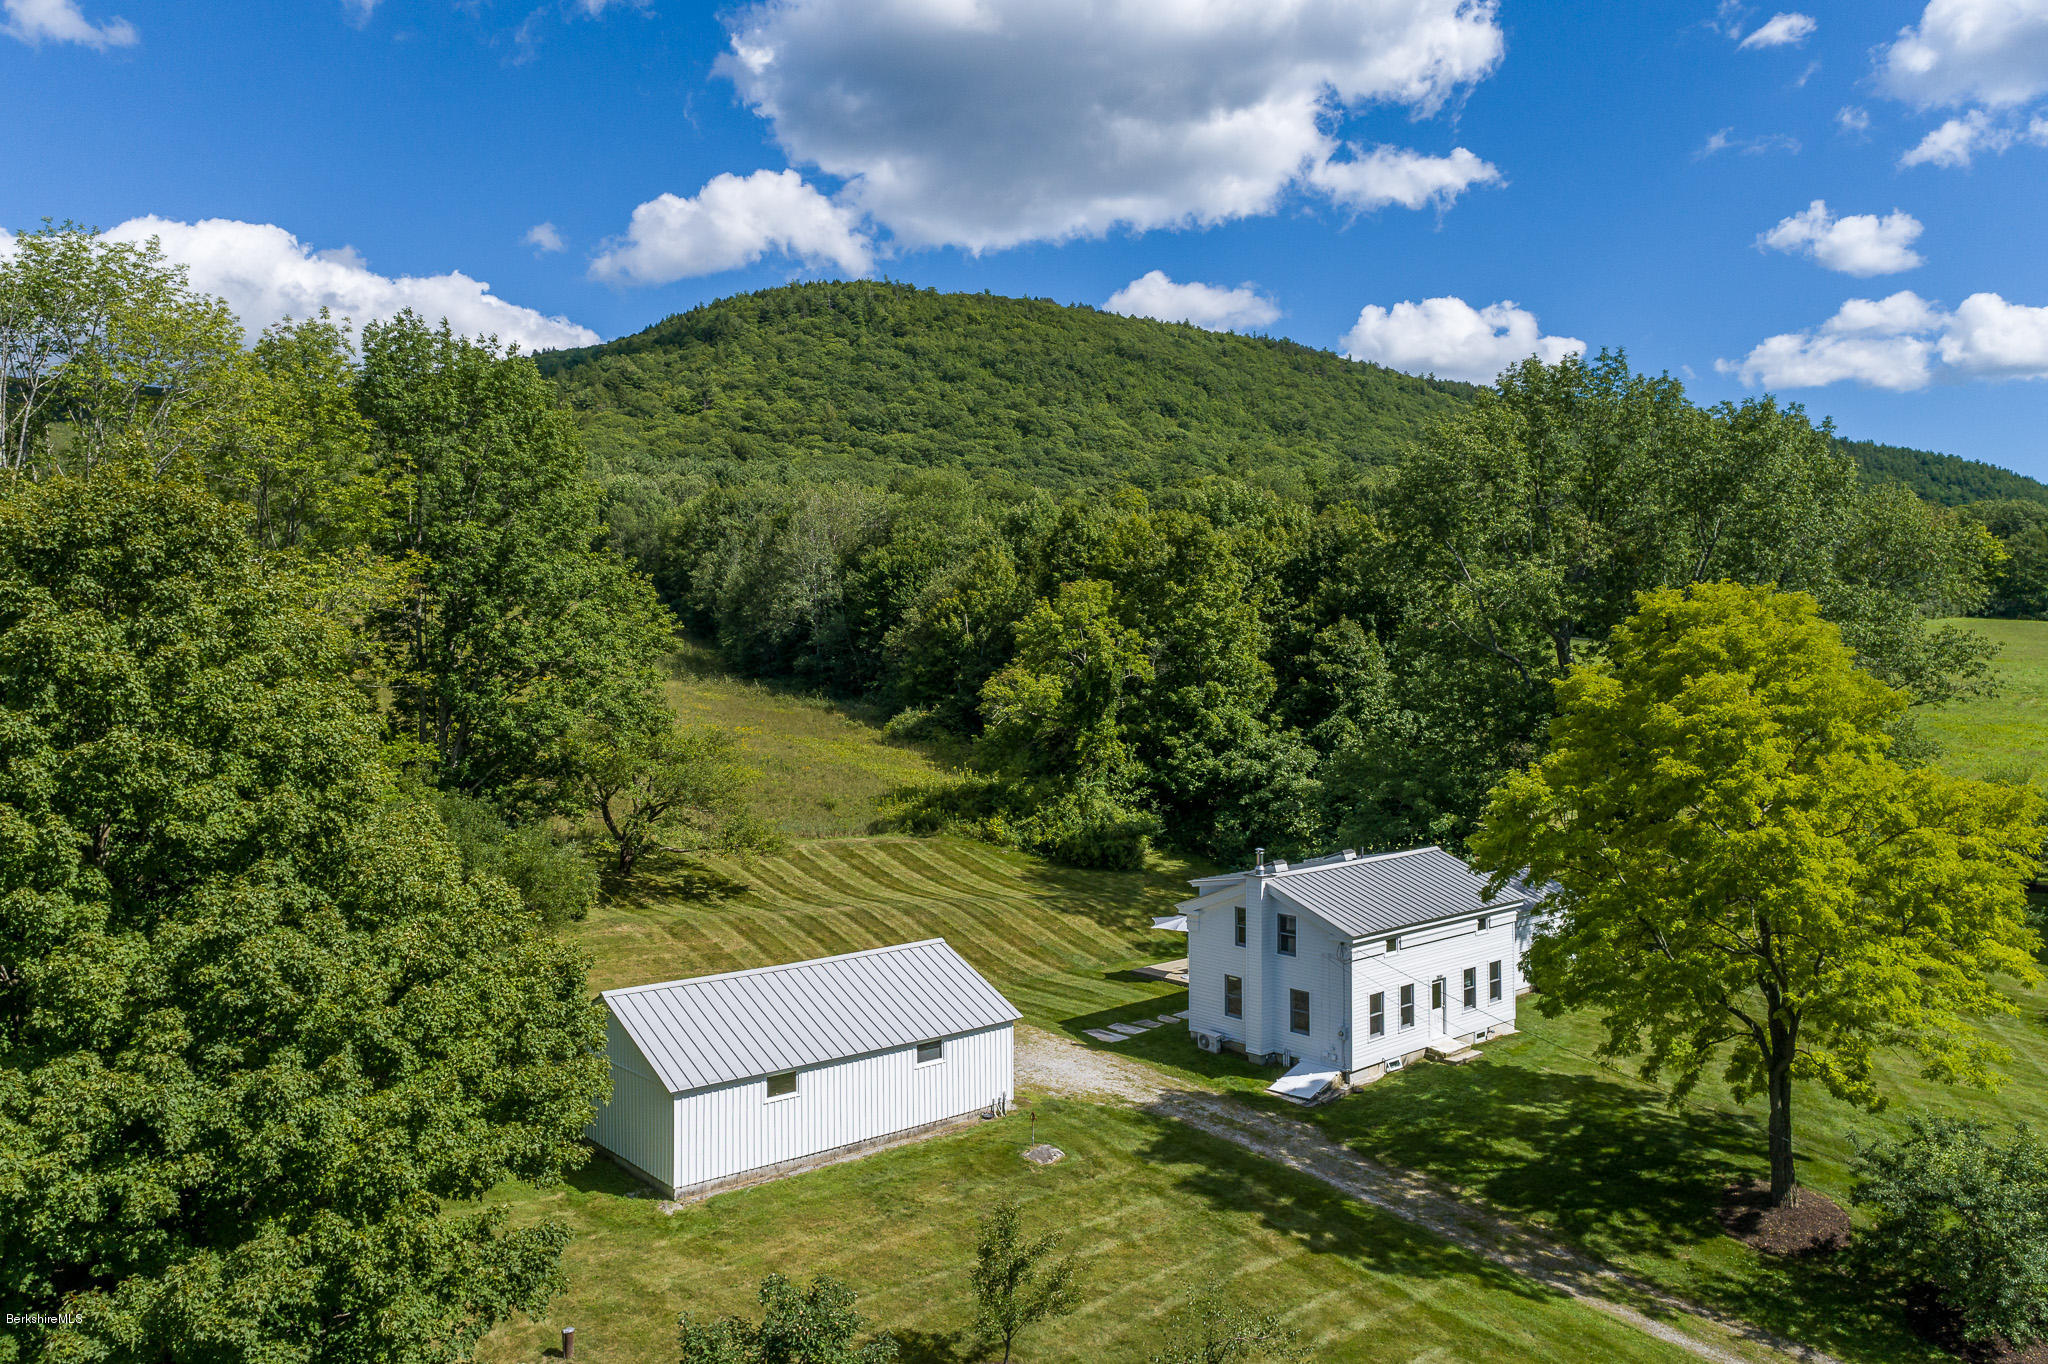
xmin=1472 ymin=582 xmax=2043 ymax=1205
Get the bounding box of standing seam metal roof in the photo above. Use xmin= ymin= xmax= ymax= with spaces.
xmin=1250 ymin=847 xmax=1526 ymax=939
xmin=603 ymin=939 xmax=1021 ymax=1094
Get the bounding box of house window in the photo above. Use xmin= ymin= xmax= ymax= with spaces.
xmin=1463 ymin=967 xmax=1477 ymax=1010
xmin=1489 ymin=960 xmax=1503 ymax=1001
xmin=1289 ymin=989 xmax=1310 ymax=1035
xmin=1368 ymin=992 xmax=1385 ymax=1036
xmin=916 ymin=1039 xmax=944 ymax=1064
xmin=1277 ymin=914 xmax=1297 ymax=956
xmin=1477 ymin=914 xmax=1489 ymax=930
xmin=1234 ymin=905 xmax=1246 ymax=947
xmin=1224 ymin=974 xmax=1243 ymax=1019
xmin=766 ymin=1071 xmax=798 ymax=1099
xmin=1385 ymin=936 xmax=1399 ymax=953
xmin=1399 ymin=984 xmax=1415 ymax=1028
xmin=1431 ymin=979 xmax=1445 ymax=1011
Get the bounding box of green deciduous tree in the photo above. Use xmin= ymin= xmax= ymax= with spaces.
xmin=1147 ymin=1284 xmax=1309 ymax=1364
xmin=1472 ymin=582 xmax=2042 ymax=1205
xmin=575 ymin=718 xmax=777 ymax=876
xmin=677 ymin=1273 xmax=898 ymax=1364
xmin=0 ymin=473 xmax=606 ymax=1360
xmin=0 ymin=222 xmax=244 ymax=482
xmin=358 ymin=312 xmax=675 ymax=815
xmin=971 ymin=1198 xmax=1078 ymax=1364
xmin=432 ymin=791 xmax=601 ymax=925
xmin=1856 ymin=1115 xmax=2048 ymax=1346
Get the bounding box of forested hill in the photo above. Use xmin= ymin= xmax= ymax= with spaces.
xmin=535 ymin=280 xmax=1481 ymax=490
xmin=538 ymin=278 xmax=2048 ymax=503
xmin=1834 ymin=436 xmax=2048 ymax=507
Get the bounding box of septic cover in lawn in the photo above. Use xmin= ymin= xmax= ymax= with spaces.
xmin=1022 ymin=1144 xmax=1065 ymax=1166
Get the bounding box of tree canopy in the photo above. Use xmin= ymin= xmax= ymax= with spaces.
xmin=0 ymin=473 xmax=607 ymax=1360
xmin=1472 ymin=582 xmax=2042 ymax=1203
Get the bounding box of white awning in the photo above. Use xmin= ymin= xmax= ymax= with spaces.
xmin=1150 ymin=914 xmax=1189 ymax=932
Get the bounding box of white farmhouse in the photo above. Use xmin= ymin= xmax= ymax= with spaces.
xmin=588 ymin=938 xmax=1020 ymax=1200
xmin=1176 ymin=847 xmax=1541 ymax=1100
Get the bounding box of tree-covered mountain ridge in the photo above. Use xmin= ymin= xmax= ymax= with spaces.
xmin=537 ymin=279 xmax=2048 ymax=505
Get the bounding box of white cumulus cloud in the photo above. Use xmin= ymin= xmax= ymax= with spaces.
xmin=525 ymin=222 xmax=567 ymax=254
xmin=1339 ymin=296 xmax=1585 ymax=385
xmin=1899 ymin=106 xmax=2048 ymax=164
xmin=1718 ymin=288 xmax=2048 ymax=390
xmin=1307 ymin=145 xmax=1502 ymax=212
xmin=1103 ymin=271 xmax=1280 ymax=332
xmin=1836 ymin=105 xmax=1871 ymax=134
xmin=715 ymin=0 xmax=1507 ymax=252
xmin=103 ymin=217 xmax=599 ymax=351
xmin=3 ymin=0 xmax=135 ymax=48
xmin=590 ymin=169 xmax=873 ymax=286
xmin=1757 ymin=200 xmax=1924 ymax=276
xmin=1739 ymin=12 xmax=1817 ymax=48
xmin=1878 ymin=0 xmax=2048 ymax=109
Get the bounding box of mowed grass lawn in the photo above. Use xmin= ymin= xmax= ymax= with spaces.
xmin=1112 ymin=972 xmax=2048 ymax=1364
xmin=476 ymin=1099 xmax=1708 ymax=1364
xmin=1920 ymin=617 xmax=2048 ymax=781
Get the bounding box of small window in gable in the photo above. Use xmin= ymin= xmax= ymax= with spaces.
xmin=916 ymin=1039 xmax=944 ymax=1064
xmin=766 ymin=1071 xmax=797 ymax=1099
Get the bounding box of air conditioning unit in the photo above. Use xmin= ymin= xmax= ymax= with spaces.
xmin=1194 ymin=1032 xmax=1219 ymax=1053
xmin=1384 ymin=1055 xmax=1405 ymax=1073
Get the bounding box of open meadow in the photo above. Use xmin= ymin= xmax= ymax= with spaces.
xmin=480 ymin=639 xmax=2048 ymax=1363
xmin=1919 ymin=618 xmax=2048 ymax=781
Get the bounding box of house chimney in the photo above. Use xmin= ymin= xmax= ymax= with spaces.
xmin=1253 ymin=847 xmax=1266 ymax=872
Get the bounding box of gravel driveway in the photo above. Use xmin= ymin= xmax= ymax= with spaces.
xmin=1016 ymin=1025 xmax=1839 ymax=1364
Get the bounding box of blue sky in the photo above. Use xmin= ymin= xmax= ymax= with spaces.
xmin=5 ymin=0 xmax=2046 ymax=474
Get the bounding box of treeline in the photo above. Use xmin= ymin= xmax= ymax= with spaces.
xmin=1841 ymin=436 xmax=2048 ymax=508
xmin=650 ymin=353 xmax=2000 ymax=869
xmin=0 ymin=225 xmax=735 ymax=1358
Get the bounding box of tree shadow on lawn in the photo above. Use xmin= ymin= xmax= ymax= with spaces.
xmin=889 ymin=1327 xmax=971 ymax=1364
xmin=1129 ymin=1109 xmax=1551 ymax=1300
xmin=601 ymin=850 xmax=756 ymax=909
xmin=1307 ymin=1058 xmax=1919 ymax=1360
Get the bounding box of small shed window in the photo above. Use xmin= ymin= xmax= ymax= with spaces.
xmin=1224 ymin=974 xmax=1243 ymax=1018
xmin=766 ymin=1071 xmax=798 ymax=1099
xmin=1489 ymin=960 xmax=1503 ymax=1001
xmin=1276 ymin=914 xmax=1297 ymax=956
xmin=916 ymin=1039 xmax=944 ymax=1064
xmin=1234 ymin=905 xmax=1246 ymax=947
xmin=1289 ymin=989 xmax=1310 ymax=1036
xmin=1368 ymin=992 xmax=1385 ymax=1036
xmin=1399 ymin=984 xmax=1415 ymax=1028
xmin=1462 ymin=967 xmax=1477 ymax=1010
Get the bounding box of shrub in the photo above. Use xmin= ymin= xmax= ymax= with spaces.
xmin=1856 ymin=1115 xmax=2048 ymax=1345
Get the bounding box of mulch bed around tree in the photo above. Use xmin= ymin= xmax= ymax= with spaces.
xmin=1714 ymin=1178 xmax=1851 ymax=1256
xmin=1903 ymin=1286 xmax=2048 ymax=1364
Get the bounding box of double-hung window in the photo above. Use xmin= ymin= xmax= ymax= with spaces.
xmin=1463 ymin=967 xmax=1477 ymax=1010
xmin=1224 ymin=974 xmax=1243 ymax=1019
xmin=1399 ymin=984 xmax=1415 ymax=1028
xmin=1489 ymin=960 xmax=1503 ymax=1001
xmin=1276 ymin=914 xmax=1297 ymax=956
xmin=1368 ymin=992 xmax=1385 ymax=1036
xmin=1289 ymin=989 xmax=1310 ymax=1035
xmin=1234 ymin=905 xmax=1246 ymax=947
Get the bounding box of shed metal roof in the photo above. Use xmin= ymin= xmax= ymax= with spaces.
xmin=1206 ymin=846 xmax=1525 ymax=940
xmin=603 ymin=939 xmax=1020 ymax=1094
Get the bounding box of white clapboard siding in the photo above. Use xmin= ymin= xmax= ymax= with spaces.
xmin=673 ymin=1023 xmax=1014 ymax=1190
xmin=1181 ymin=846 xmax=1533 ymax=1076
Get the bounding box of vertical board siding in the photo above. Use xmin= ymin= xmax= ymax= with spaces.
xmin=589 ymin=1014 xmax=676 ymax=1187
xmin=671 ymin=1023 xmax=1015 ymax=1190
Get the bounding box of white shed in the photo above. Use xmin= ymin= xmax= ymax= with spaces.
xmin=588 ymin=938 xmax=1020 ymax=1200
